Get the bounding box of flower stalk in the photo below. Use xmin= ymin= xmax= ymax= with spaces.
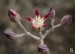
xmin=43 ymin=23 xmax=62 ymax=39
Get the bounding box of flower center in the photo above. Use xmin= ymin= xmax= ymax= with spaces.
xmin=33 ymin=16 xmax=43 ymax=28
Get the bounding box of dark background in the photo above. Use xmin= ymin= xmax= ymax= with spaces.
xmin=0 ymin=0 xmax=75 ymax=54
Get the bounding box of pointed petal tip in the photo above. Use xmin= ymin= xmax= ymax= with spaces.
xmin=8 ymin=9 xmax=16 ymax=17
xmin=8 ymin=9 xmax=16 ymax=14
xmin=34 ymin=8 xmax=39 ymax=17
xmin=8 ymin=9 xmax=13 ymax=11
xmin=49 ymin=6 xmax=54 ymax=11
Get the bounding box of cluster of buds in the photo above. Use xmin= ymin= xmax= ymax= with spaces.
xmin=4 ymin=6 xmax=72 ymax=54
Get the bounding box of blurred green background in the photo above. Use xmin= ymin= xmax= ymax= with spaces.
xmin=0 ymin=0 xmax=75 ymax=54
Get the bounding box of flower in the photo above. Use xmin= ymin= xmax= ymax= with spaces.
xmin=8 ymin=9 xmax=21 ymax=22
xmin=61 ymin=15 xmax=72 ymax=25
xmin=25 ymin=8 xmax=53 ymax=31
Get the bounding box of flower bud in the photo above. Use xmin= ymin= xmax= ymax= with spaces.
xmin=4 ymin=29 xmax=15 ymax=39
xmin=49 ymin=6 xmax=55 ymax=17
xmin=37 ymin=43 xmax=49 ymax=54
xmin=61 ymin=15 xmax=72 ymax=25
xmin=8 ymin=9 xmax=21 ymax=22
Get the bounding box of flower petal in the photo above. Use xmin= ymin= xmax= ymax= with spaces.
xmin=42 ymin=24 xmax=46 ymax=28
xmin=34 ymin=8 xmax=39 ymax=17
xmin=42 ymin=6 xmax=55 ymax=21
xmin=25 ymin=16 xmax=34 ymax=22
xmin=30 ymin=25 xmax=36 ymax=29
xmin=42 ymin=13 xmax=50 ymax=21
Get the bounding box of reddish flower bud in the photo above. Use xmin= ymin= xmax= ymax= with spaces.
xmin=8 ymin=9 xmax=21 ymax=22
xmin=61 ymin=15 xmax=72 ymax=25
xmin=37 ymin=43 xmax=49 ymax=54
xmin=4 ymin=29 xmax=15 ymax=39
xmin=49 ymin=6 xmax=55 ymax=17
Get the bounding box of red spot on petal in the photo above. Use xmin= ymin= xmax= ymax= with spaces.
xmin=49 ymin=6 xmax=55 ymax=17
xmin=25 ymin=16 xmax=33 ymax=22
xmin=42 ymin=24 xmax=46 ymax=28
xmin=30 ymin=25 xmax=36 ymax=29
xmin=35 ymin=8 xmax=39 ymax=17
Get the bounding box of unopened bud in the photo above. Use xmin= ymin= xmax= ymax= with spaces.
xmin=37 ymin=43 xmax=49 ymax=54
xmin=49 ymin=6 xmax=55 ymax=17
xmin=8 ymin=9 xmax=21 ymax=22
xmin=61 ymin=15 xmax=72 ymax=25
xmin=4 ymin=29 xmax=15 ymax=39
